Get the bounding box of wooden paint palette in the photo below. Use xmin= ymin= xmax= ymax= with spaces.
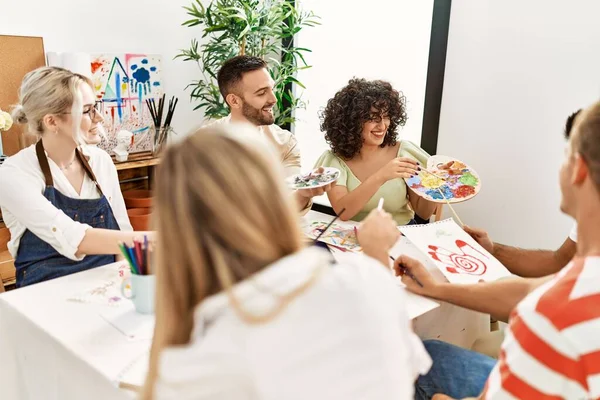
xmin=404 ymin=155 xmax=481 ymax=203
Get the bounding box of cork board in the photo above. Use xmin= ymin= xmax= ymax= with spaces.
xmin=0 ymin=35 xmax=46 ymax=156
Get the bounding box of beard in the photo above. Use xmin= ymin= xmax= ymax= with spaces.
xmin=241 ymin=101 xmax=275 ymax=126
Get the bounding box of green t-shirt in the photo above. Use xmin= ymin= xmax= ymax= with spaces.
xmin=314 ymin=141 xmax=430 ymax=225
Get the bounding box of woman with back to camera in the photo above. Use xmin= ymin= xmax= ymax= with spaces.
xmin=0 ymin=66 xmax=151 ymax=287
xmin=316 ymin=78 xmax=437 ymax=225
xmin=142 ymin=123 xmax=432 ymax=400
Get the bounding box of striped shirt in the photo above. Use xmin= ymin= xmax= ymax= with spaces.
xmin=484 ymin=257 xmax=600 ymax=399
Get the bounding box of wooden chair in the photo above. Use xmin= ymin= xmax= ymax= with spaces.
xmin=0 ymin=225 xmax=15 ymax=292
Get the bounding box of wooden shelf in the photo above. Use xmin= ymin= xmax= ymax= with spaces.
xmin=0 ymin=251 xmax=15 ymax=286
xmin=112 ymin=152 xmax=160 ymax=171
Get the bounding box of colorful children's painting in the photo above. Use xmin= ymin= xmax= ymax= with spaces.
xmin=303 ymin=220 xmax=362 ymax=252
xmin=399 ymin=219 xmax=510 ymax=284
xmin=90 ymin=54 xmax=163 ymax=154
xmin=405 ymin=155 xmax=481 ymax=203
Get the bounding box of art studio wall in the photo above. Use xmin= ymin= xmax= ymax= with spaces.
xmin=437 ymin=0 xmax=600 ymax=249
xmin=0 ymin=0 xmax=204 ymax=138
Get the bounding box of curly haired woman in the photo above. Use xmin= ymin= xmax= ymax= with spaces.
xmin=315 ymin=78 xmax=437 ymax=225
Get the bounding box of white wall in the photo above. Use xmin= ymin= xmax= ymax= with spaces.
xmin=0 ymin=0 xmax=205 ymax=136
xmin=294 ymin=0 xmax=434 ymax=170
xmin=438 ymin=0 xmax=600 ymax=248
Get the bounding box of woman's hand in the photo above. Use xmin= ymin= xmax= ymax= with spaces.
xmin=393 ymin=254 xmax=441 ymax=297
xmin=375 ymin=157 xmax=420 ymax=183
xmin=357 ymin=209 xmax=400 ymax=266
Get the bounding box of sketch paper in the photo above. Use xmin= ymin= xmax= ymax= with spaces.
xmin=99 ymin=305 xmax=155 ymax=341
xmin=67 ymin=279 xmax=124 ymax=306
xmin=399 ymin=219 xmax=511 ymax=284
xmin=302 ymin=220 xmax=361 ymax=252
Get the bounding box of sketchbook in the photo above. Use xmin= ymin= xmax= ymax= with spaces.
xmin=399 ymin=219 xmax=511 ymax=284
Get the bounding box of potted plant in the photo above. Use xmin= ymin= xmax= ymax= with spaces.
xmin=177 ymin=0 xmax=319 ymax=127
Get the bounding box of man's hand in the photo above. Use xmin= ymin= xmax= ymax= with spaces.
xmin=294 ymin=167 xmax=337 ymax=210
xmin=394 ymin=254 xmax=441 ymax=297
xmin=296 ymin=181 xmax=336 ymax=200
xmin=357 ymin=209 xmax=400 ymax=266
xmin=463 ymin=226 xmax=494 ymax=254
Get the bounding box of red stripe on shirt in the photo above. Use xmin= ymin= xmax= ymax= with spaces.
xmin=511 ymin=313 xmax=588 ymax=389
xmin=581 ymin=350 xmax=600 ymax=376
xmin=535 ymin=259 xmax=600 ymax=330
xmin=496 ymin=349 xmax=564 ymax=400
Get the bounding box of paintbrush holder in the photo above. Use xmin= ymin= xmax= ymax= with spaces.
xmin=151 ymin=126 xmax=174 ymax=156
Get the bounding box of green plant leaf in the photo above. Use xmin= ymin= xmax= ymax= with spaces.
xmin=179 ymin=0 xmax=318 ymax=128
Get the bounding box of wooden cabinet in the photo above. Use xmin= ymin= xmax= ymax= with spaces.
xmin=0 ymin=220 xmax=14 ymax=290
xmin=114 ymin=152 xmax=160 ymax=191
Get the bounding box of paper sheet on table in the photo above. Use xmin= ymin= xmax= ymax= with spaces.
xmin=99 ymin=305 xmax=155 ymax=342
xmin=399 ymin=219 xmax=511 ymax=284
xmin=116 ymin=351 xmax=149 ymax=392
xmin=66 ymin=264 xmax=131 ymax=306
xmin=328 ymin=247 xmax=439 ymax=319
xmin=67 ymin=279 xmax=125 ymax=306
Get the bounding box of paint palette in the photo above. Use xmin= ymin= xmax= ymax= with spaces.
xmin=404 ymin=155 xmax=481 ymax=203
xmin=286 ymin=167 xmax=340 ymax=190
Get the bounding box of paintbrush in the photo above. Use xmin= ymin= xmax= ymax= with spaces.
xmin=390 ymin=255 xmax=424 ymax=288
xmin=314 ymin=208 xmax=346 ymax=243
xmin=436 ymin=187 xmax=465 ymax=227
xmin=419 ymin=167 xmax=447 ymax=181
xmin=145 ymin=99 xmax=156 ymax=127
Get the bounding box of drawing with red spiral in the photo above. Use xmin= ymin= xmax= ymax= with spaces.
xmin=428 ymin=240 xmax=488 ymax=276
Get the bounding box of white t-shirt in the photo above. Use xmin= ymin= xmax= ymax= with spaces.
xmin=203 ymin=116 xmax=302 ymax=178
xmin=0 ymin=144 xmax=132 ymax=260
xmin=569 ymin=223 xmax=578 ymax=242
xmin=154 ymin=247 xmax=431 ymax=400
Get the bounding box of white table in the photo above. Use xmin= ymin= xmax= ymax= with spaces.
xmin=303 ymin=210 xmax=490 ymax=349
xmin=0 ymin=262 xmax=150 ymax=400
xmin=0 ymin=213 xmax=489 ymax=400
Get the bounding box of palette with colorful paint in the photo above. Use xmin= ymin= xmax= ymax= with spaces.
xmin=404 ymin=155 xmax=481 ymax=203
xmin=286 ymin=167 xmax=340 ymax=190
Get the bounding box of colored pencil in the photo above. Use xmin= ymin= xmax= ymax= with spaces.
xmin=142 ymin=236 xmax=148 ymax=275
xmin=134 ymin=241 xmax=144 ymax=275
xmin=118 ymin=242 xmax=135 ymax=274
xmin=390 ymin=255 xmax=424 ymax=288
xmin=127 ymin=247 xmax=139 ymax=275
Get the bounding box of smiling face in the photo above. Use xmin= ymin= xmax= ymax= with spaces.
xmin=52 ymin=82 xmax=105 ymax=145
xmin=78 ymin=83 xmax=105 ymax=145
xmin=228 ymin=68 xmax=277 ymax=126
xmin=361 ymin=108 xmax=390 ymax=147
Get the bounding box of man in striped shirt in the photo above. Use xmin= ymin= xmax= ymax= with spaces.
xmin=397 ymin=101 xmax=600 ymax=400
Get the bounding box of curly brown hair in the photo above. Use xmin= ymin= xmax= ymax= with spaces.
xmin=320 ymin=78 xmax=408 ymax=160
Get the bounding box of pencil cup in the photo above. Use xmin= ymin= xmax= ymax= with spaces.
xmin=121 ymin=274 xmax=155 ymax=314
xmin=151 ymin=126 xmax=173 ymax=156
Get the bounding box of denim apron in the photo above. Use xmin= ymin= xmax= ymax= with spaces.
xmin=14 ymin=141 xmax=120 ymax=287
